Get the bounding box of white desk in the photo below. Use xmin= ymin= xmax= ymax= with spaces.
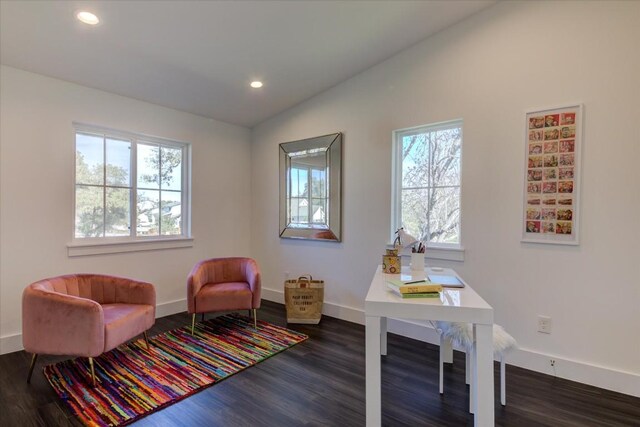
xmin=365 ymin=266 xmax=494 ymax=426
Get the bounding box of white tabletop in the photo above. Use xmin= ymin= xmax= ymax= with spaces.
xmin=365 ymin=266 xmax=493 ymax=325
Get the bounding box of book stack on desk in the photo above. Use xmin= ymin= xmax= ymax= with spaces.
xmin=386 ymin=278 xmax=443 ymax=299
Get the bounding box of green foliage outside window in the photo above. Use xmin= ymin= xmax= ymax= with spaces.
xmin=75 ymin=133 xmax=184 ymax=239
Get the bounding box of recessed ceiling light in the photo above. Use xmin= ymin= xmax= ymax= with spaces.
xmin=76 ymin=11 xmax=100 ymax=25
xmin=250 ymin=81 xmax=263 ymax=89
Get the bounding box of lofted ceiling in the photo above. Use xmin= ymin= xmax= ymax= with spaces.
xmin=0 ymin=1 xmax=496 ymax=127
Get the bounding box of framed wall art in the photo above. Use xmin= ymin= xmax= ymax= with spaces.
xmin=522 ymin=104 xmax=582 ymax=245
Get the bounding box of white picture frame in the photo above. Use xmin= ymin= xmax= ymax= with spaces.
xmin=521 ymin=104 xmax=583 ymax=245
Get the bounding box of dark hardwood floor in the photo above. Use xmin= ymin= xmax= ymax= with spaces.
xmin=1 ymin=300 xmax=638 ymax=426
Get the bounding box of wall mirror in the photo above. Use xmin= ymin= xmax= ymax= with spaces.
xmin=279 ymin=133 xmax=342 ymax=241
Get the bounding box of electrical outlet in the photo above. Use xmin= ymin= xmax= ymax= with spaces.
xmin=538 ymin=315 xmax=552 ymax=334
xmin=550 ymin=359 xmax=556 ymax=367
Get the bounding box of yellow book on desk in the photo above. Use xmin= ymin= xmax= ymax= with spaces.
xmin=386 ymin=281 xmax=443 ymax=294
xmin=387 ymin=286 xmax=441 ymax=298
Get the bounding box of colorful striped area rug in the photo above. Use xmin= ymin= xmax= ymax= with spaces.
xmin=43 ymin=314 xmax=308 ymax=427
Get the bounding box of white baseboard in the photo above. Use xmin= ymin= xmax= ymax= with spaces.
xmin=155 ymin=298 xmax=188 ymax=318
xmin=262 ymin=288 xmax=365 ymax=325
xmin=3 ymin=291 xmax=638 ymax=397
xmin=0 ymin=332 xmax=22 ymax=355
xmin=262 ymin=287 xmax=640 ymax=397
xmin=0 ymin=298 xmax=189 ymax=356
xmin=507 ymin=346 xmax=640 ymax=397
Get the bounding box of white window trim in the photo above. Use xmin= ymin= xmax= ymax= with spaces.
xmin=68 ymin=237 xmax=194 ymax=257
xmin=391 ymin=119 xmax=465 ymax=260
xmin=70 ymin=122 xmax=192 ymax=253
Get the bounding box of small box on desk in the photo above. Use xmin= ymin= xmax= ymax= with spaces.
xmin=382 ymin=248 xmax=401 ymax=274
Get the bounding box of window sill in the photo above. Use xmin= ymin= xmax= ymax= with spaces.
xmin=68 ymin=237 xmax=194 ymax=257
xmin=386 ymin=244 xmax=465 ymax=262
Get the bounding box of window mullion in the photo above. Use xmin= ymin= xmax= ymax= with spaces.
xmin=181 ymin=145 xmax=186 ymax=236
xmin=102 ymin=135 xmax=107 ymax=237
xmin=307 ymin=167 xmax=312 ymax=224
xmin=427 ymin=131 xmax=433 ymax=242
xmin=158 ymin=145 xmax=162 ymax=236
xmin=131 ymin=139 xmax=137 ymax=238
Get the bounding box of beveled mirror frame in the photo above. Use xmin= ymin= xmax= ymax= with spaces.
xmin=279 ymin=132 xmax=342 ymax=241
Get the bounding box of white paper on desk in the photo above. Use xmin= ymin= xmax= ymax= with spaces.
xmin=428 ymin=275 xmax=464 ymax=288
xmin=398 ymin=273 xmax=428 ymax=283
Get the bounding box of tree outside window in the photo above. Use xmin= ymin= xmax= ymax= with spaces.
xmin=393 ymin=120 xmax=462 ymax=246
xmin=74 ymin=127 xmax=188 ymax=240
xmin=136 ymin=143 xmax=183 ymax=237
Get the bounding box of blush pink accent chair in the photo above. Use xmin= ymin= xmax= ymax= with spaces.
xmin=187 ymin=257 xmax=261 ymax=334
xmin=22 ymin=274 xmax=156 ymax=385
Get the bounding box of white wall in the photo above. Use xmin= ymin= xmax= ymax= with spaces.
xmin=251 ymin=1 xmax=640 ymax=395
xmin=0 ymin=66 xmax=252 ymax=352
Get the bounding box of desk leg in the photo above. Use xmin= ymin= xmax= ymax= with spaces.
xmin=443 ymin=337 xmax=453 ymax=364
xmin=380 ymin=317 xmax=387 ymax=356
xmin=469 ymin=343 xmax=475 ymax=414
xmin=366 ymin=315 xmax=382 ymax=427
xmin=473 ymin=323 xmax=495 ymax=427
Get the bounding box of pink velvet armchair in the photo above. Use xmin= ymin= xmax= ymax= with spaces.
xmin=187 ymin=257 xmax=261 ymax=334
xmin=22 ymin=274 xmax=156 ymax=385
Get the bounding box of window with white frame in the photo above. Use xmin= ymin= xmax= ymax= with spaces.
xmin=74 ymin=124 xmax=190 ymax=240
xmin=392 ymin=120 xmax=462 ymax=247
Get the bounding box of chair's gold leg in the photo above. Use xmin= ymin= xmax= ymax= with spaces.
xmin=191 ymin=313 xmax=196 ymax=335
xmin=253 ymin=309 xmax=257 ymax=329
xmin=143 ymin=331 xmax=149 ymax=349
xmin=27 ymin=353 xmax=38 ymax=383
xmin=89 ymin=357 xmax=96 ymax=387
